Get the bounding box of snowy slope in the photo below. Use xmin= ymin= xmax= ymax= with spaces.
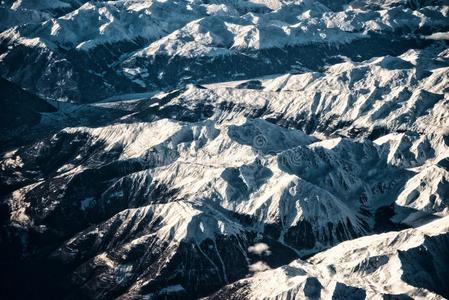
xmin=0 ymin=0 xmax=92 ymax=30
xmin=210 ymin=216 xmax=449 ymax=299
xmin=0 ymin=0 xmax=448 ymax=101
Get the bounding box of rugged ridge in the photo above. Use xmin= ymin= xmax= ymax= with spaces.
xmin=1 ymin=0 xmax=448 ymax=102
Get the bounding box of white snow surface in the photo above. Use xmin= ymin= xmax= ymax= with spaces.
xmin=1 ymin=0 xmax=448 ymax=53
xmin=211 ymin=216 xmax=449 ymax=299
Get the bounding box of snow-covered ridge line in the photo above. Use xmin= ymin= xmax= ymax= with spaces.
xmin=0 ymin=0 xmax=448 ymax=102
xmin=209 ymin=216 xmax=449 ymax=299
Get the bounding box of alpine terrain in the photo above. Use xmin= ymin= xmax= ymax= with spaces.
xmin=0 ymin=0 xmax=448 ymax=299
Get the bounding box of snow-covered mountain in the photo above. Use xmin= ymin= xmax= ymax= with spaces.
xmin=1 ymin=0 xmax=448 ymax=101
xmin=0 ymin=1 xmax=448 ymax=299
xmin=210 ymin=216 xmax=449 ymax=299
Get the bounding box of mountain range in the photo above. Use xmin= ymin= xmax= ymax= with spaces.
xmin=0 ymin=0 xmax=448 ymax=299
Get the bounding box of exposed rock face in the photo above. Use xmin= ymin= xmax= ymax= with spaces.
xmin=209 ymin=216 xmax=449 ymax=300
